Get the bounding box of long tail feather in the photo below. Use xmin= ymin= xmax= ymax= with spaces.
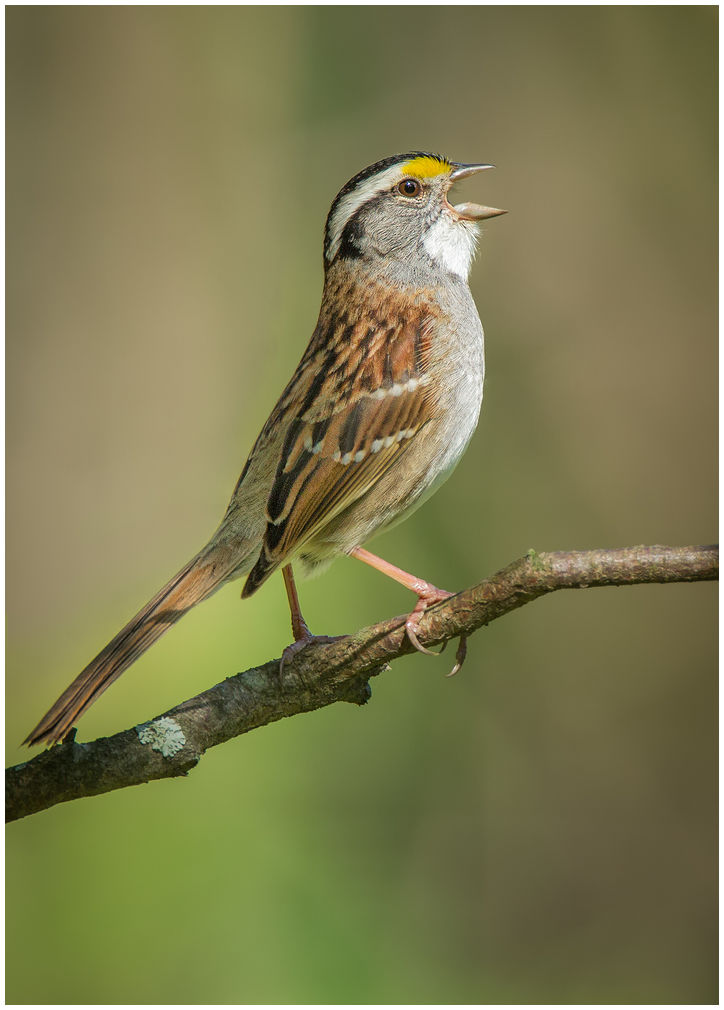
xmin=24 ymin=547 xmax=235 ymax=747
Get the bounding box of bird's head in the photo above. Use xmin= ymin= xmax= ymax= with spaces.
xmin=323 ymin=152 xmax=506 ymax=281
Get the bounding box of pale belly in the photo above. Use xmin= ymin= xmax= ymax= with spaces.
xmin=380 ymin=353 xmax=485 ymax=535
xmin=299 ymin=327 xmax=485 ymax=572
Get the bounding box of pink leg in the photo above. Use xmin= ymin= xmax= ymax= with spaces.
xmin=280 ymin=563 xmax=342 ymax=673
xmin=349 ymin=546 xmax=454 ymax=656
xmin=282 ymin=563 xmax=311 ymax=642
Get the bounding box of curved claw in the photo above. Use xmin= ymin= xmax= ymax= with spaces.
xmin=404 ymin=589 xmax=453 ymax=656
xmin=446 ymin=635 xmax=468 ymax=677
xmin=405 ymin=619 xmax=441 ymax=656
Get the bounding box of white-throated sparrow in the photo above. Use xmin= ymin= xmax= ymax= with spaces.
xmin=26 ymin=152 xmax=505 ymax=747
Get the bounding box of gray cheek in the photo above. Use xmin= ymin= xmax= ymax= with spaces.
xmin=366 ymin=219 xmax=413 ymax=256
xmin=364 ymin=201 xmax=432 ymax=257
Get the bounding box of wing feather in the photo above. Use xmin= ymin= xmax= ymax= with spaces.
xmin=241 ymin=276 xmax=442 ymax=596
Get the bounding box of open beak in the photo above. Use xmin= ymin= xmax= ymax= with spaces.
xmin=449 ymin=163 xmax=507 ymax=221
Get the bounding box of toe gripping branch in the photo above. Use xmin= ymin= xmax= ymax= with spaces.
xmin=280 ymin=554 xmax=468 ymax=680
xmin=403 ymin=587 xmax=468 ymax=676
xmin=349 ymin=547 xmax=468 ymax=676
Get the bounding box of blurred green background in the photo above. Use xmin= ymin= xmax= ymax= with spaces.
xmin=6 ymin=7 xmax=717 ymax=1004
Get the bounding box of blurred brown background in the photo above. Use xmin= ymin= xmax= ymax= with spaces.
xmin=6 ymin=7 xmax=717 ymax=1004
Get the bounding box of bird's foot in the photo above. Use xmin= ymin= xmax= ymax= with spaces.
xmin=280 ymin=630 xmax=344 ymax=677
xmin=280 ymin=563 xmax=345 ymax=678
xmin=346 ymin=547 xmax=468 ymax=676
xmin=404 ymin=586 xmax=454 ymax=656
xmin=404 ymin=589 xmax=468 ymax=677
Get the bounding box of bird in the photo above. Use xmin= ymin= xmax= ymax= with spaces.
xmin=25 ymin=151 xmax=505 ymax=747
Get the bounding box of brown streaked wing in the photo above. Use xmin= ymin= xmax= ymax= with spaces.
xmin=264 ymin=381 xmax=434 ymax=560
xmin=242 ymin=295 xmax=441 ymax=593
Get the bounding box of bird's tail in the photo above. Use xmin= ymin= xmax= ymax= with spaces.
xmin=24 ymin=546 xmax=236 ymax=748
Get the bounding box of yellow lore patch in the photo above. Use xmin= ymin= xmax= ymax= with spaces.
xmin=400 ymin=155 xmax=451 ymax=179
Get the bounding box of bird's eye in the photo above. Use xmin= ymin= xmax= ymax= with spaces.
xmin=397 ymin=178 xmax=421 ymax=197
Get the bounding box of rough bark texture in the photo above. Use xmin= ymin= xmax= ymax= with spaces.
xmin=6 ymin=544 xmax=717 ymax=822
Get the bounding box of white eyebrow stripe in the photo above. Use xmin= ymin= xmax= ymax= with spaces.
xmin=325 ymin=164 xmax=404 ymax=261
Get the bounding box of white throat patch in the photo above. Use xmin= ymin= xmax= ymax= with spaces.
xmin=422 ymin=214 xmax=479 ymax=280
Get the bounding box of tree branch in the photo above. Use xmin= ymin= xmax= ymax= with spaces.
xmin=6 ymin=544 xmax=717 ymax=823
